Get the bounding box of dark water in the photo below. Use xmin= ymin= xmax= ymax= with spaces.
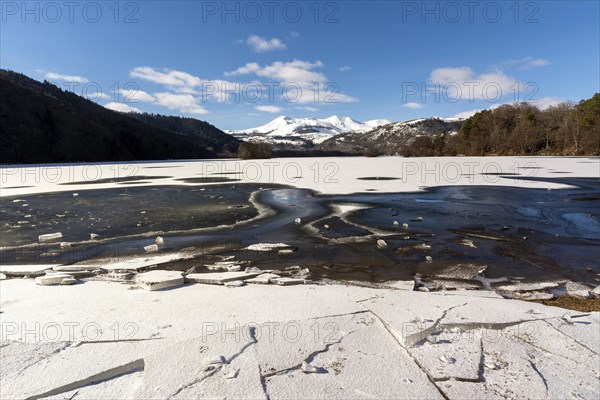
xmin=1 ymin=176 xmax=599 ymax=288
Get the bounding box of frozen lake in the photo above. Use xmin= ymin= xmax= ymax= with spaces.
xmin=1 ymin=156 xmax=599 ymax=289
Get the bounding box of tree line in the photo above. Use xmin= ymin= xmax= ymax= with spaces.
xmin=402 ymin=93 xmax=599 ymax=157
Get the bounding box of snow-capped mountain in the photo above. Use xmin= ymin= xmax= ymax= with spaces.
xmin=227 ymin=115 xmax=391 ymax=148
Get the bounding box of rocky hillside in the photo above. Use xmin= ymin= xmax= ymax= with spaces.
xmin=316 ymin=118 xmax=465 ymax=155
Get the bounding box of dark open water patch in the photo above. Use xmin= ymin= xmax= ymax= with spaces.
xmin=0 ymin=184 xmax=269 ymax=252
xmin=357 ymin=177 xmax=400 ymax=181
xmin=1 ymin=176 xmax=599 ymax=287
xmin=176 ymin=177 xmax=241 ymax=184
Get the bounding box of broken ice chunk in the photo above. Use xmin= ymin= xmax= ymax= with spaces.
xmin=377 ymin=239 xmax=388 ymax=249
xmin=205 ymin=355 xmax=226 ymax=365
xmin=136 ymin=270 xmax=184 ymax=291
xmin=35 ymin=273 xmax=75 ymax=286
xmin=301 ymin=361 xmax=318 ymax=374
xmin=155 ymin=236 xmax=164 ymax=245
xmin=270 ymin=277 xmax=305 ymax=286
xmin=294 ymin=218 xmax=302 ymax=225
xmin=144 ymin=244 xmax=159 ymax=253
xmin=90 ymin=233 xmax=99 ymax=240
xmin=38 ymin=232 xmax=63 ymax=242
xmin=244 ymin=243 xmax=292 ymax=252
xmin=224 ymin=280 xmax=245 ymax=288
xmin=562 ymin=314 xmax=573 ymax=324
xmin=245 ymin=273 xmax=281 ymax=284
xmin=413 ymin=243 xmax=432 ymax=251
xmin=225 ymin=367 xmax=239 ymax=379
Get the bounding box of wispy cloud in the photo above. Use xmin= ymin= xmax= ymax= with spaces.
xmin=505 ymin=56 xmax=550 ymax=69
xmin=403 ymin=102 xmax=423 ymax=109
xmin=339 ymin=66 xmax=352 ymax=72
xmin=118 ymin=89 xmax=156 ymax=103
xmin=130 ymin=66 xmax=240 ymax=104
xmin=428 ymin=66 xmax=524 ymax=101
xmin=45 ymin=72 xmax=88 ymax=83
xmin=246 ymin=35 xmax=286 ymax=52
xmin=299 ymin=106 xmax=318 ymax=112
xmin=104 ymin=102 xmax=141 ymax=113
xmin=255 ymin=105 xmax=282 ymax=113
xmin=450 ymin=96 xmax=564 ymax=119
xmin=153 ymin=92 xmax=209 ymax=115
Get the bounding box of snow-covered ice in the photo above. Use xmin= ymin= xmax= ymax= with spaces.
xmin=1 ymin=156 xmax=598 ymax=197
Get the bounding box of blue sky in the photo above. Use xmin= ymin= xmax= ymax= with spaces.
xmin=1 ymin=1 xmax=598 ymax=130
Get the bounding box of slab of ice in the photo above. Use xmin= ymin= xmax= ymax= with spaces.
xmin=0 ymin=264 xmax=57 ymax=276
xmin=258 ymin=314 xmax=443 ymax=399
xmin=224 ymin=280 xmax=245 ymax=288
xmin=136 ymin=270 xmax=184 ymax=291
xmin=144 ymin=244 xmax=159 ymax=253
xmin=53 ymin=265 xmax=102 ymax=272
xmin=244 ymin=243 xmax=292 ymax=252
xmin=34 ymin=273 xmax=75 ymax=286
xmin=496 ymin=282 xmax=561 ymax=292
xmin=245 ymin=273 xmax=281 ymax=284
xmin=76 ymin=253 xmax=195 ymax=271
xmin=38 ymin=232 xmax=63 ymax=242
xmin=270 ymin=277 xmax=306 ymax=286
xmin=187 ymin=271 xmax=263 ymax=285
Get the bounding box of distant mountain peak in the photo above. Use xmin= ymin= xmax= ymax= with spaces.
xmin=229 ymin=115 xmax=390 ymax=148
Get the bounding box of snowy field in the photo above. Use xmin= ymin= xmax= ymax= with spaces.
xmin=1 ymin=156 xmax=598 ymax=197
xmin=1 ymin=156 xmax=599 ymax=399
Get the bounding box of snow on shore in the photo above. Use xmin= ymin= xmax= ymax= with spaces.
xmin=1 ymin=279 xmax=598 ymax=399
xmin=1 ymin=156 xmax=598 ymax=197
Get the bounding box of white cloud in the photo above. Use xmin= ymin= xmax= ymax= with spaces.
xmin=130 ymin=66 xmax=243 ymax=103
xmin=246 ymin=35 xmax=286 ymax=52
xmin=290 ymin=31 xmax=300 ymax=38
xmin=130 ymin=67 xmax=202 ymax=87
xmin=403 ymin=102 xmax=423 ymax=109
xmin=428 ymin=67 xmax=523 ymax=102
xmin=299 ymin=106 xmax=318 ymax=112
xmin=450 ymin=96 xmax=564 ymax=119
xmin=153 ymin=92 xmax=209 ymax=115
xmin=450 ymin=109 xmax=480 ymax=119
xmin=339 ymin=66 xmax=352 ymax=72
xmin=45 ymin=72 xmax=88 ymax=83
xmin=505 ymin=56 xmax=550 ymax=69
xmin=525 ymin=96 xmax=563 ymax=110
xmin=225 ymin=60 xmax=357 ymax=104
xmin=104 ymin=102 xmax=141 ymax=113
xmin=255 ymin=105 xmax=282 ymax=113
xmin=119 ymin=89 xmax=156 ymax=103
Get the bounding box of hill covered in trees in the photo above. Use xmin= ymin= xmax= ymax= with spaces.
xmin=401 ymin=94 xmax=600 ymax=157
xmin=0 ymin=70 xmax=239 ymax=164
